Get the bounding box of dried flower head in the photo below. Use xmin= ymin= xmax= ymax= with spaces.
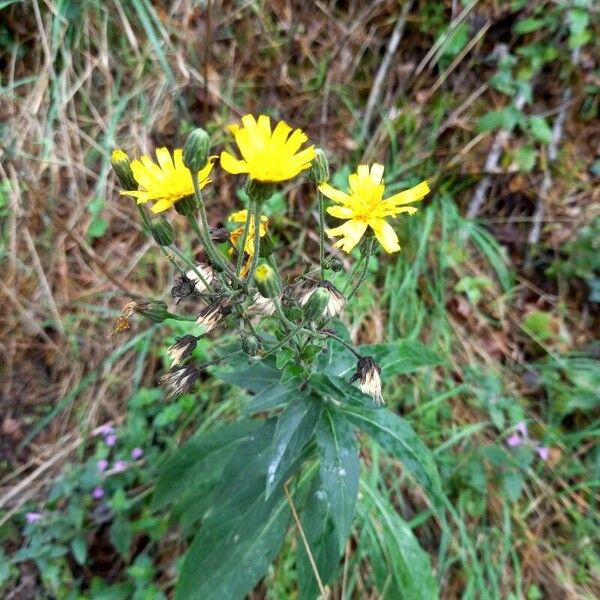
xmin=220 ymin=114 xmax=315 ymax=182
xmin=159 ymin=364 xmax=200 ymax=400
xmin=300 ymin=281 xmax=346 ymax=319
xmin=319 ymin=163 xmax=429 ymax=253
xmin=171 ymin=274 xmax=196 ymax=301
xmin=186 ymin=264 xmax=214 ymax=294
xmin=196 ymin=298 xmax=231 ymax=334
xmin=120 ymin=147 xmax=215 ymax=213
xmin=350 ymin=356 xmax=383 ymax=405
xmin=167 ymin=334 xmax=199 ymax=365
xmin=245 ymin=293 xmax=277 ymax=319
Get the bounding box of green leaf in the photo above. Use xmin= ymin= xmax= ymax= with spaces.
xmin=309 ymin=372 xmax=373 ymax=407
xmin=315 ymin=409 xmax=359 ymax=553
xmin=297 ymin=472 xmax=342 ymax=600
xmin=476 ymin=107 xmax=521 ymax=133
xmin=360 ymin=479 xmax=438 ymax=600
xmin=152 ymin=421 xmax=259 ymax=510
xmin=275 ymin=347 xmax=294 ymax=370
xmin=358 ymin=340 xmax=441 ymax=378
xmin=342 ymin=406 xmax=444 ymax=512
xmin=513 ymin=18 xmax=546 ymax=34
xmin=243 ymin=379 xmax=301 ymax=415
xmin=175 ymin=422 xmax=292 ymax=600
xmin=266 ymin=396 xmax=321 ymax=498
xmin=515 ymin=145 xmax=537 ymax=172
xmin=70 ymin=537 xmax=87 ymax=566
xmin=87 ymin=215 xmax=109 ymax=239
xmin=213 ymin=360 xmax=280 ymax=393
xmin=528 ymin=116 xmax=552 ymax=144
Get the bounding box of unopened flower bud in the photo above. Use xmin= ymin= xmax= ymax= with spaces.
xmin=174 ymin=195 xmax=197 ymax=218
xmin=134 ymin=300 xmax=170 ymax=323
xmin=254 ymin=264 xmax=281 ymax=299
xmin=167 ymin=334 xmax=198 ymax=365
xmin=183 ymin=128 xmax=210 ymax=172
xmin=329 ymin=257 xmax=343 ymax=272
xmin=246 ymin=179 xmax=274 ymax=203
xmin=241 ymin=334 xmax=260 ymax=357
xmin=150 ymin=217 xmax=175 ymax=246
xmin=111 ymin=149 xmax=137 ymax=190
xmin=308 ymin=148 xmax=330 ymax=183
xmin=300 ymin=281 xmax=345 ymax=320
xmin=302 ymin=286 xmax=330 ymax=322
xmin=350 ymin=356 xmax=383 ymax=405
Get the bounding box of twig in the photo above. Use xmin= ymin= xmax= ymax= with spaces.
xmin=284 ymin=481 xmax=328 ymax=600
xmin=526 ymin=48 xmax=580 ymax=266
xmin=360 ymin=1 xmax=412 ymax=140
xmin=466 ymin=92 xmax=527 ymax=218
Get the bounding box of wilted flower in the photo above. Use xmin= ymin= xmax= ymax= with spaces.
xmin=25 ymin=512 xmax=43 ymax=524
xmin=350 ymin=356 xmax=383 ymax=405
xmin=196 ymin=298 xmax=231 ymax=334
xmin=186 ymin=264 xmax=214 ymax=294
xmin=319 ymin=164 xmax=429 ymax=253
xmin=220 ymin=114 xmax=315 ymax=182
xmin=131 ymin=447 xmax=144 ymax=460
xmin=171 ymin=274 xmax=196 ymax=301
xmin=245 ymin=293 xmax=277 ymax=319
xmin=97 ymin=459 xmax=109 ymax=472
xmin=167 ymin=334 xmax=199 ymax=365
xmin=300 ymin=281 xmax=345 ymax=319
xmin=120 ymin=147 xmax=216 ymax=213
xmin=159 ymin=364 xmax=200 ymax=400
xmin=91 ymin=486 xmax=105 ymax=499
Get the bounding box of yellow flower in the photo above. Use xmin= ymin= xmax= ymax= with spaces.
xmin=228 ymin=209 xmax=269 ymax=276
xmin=121 ymin=147 xmax=215 ymax=213
xmin=220 ymin=114 xmax=315 ymax=182
xmin=319 ymin=164 xmax=430 ymax=253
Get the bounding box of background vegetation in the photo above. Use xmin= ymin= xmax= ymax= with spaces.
xmin=1 ymin=0 xmax=599 ymax=598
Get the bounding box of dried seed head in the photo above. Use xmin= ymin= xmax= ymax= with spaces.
xmin=159 ymin=364 xmax=200 ymax=400
xmin=167 ymin=334 xmax=199 ymax=365
xmin=245 ymin=292 xmax=277 ymax=318
xmin=185 ymin=264 xmax=214 ymax=293
xmin=196 ymin=298 xmax=231 ymax=334
xmin=171 ymin=274 xmax=196 ymax=300
xmin=350 ymin=356 xmax=383 ymax=405
xmin=210 ymin=226 xmax=230 ymax=244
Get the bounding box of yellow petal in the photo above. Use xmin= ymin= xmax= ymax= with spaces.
xmin=386 ymin=180 xmax=430 ymax=206
xmin=229 ymin=209 xmax=248 ymax=223
xmin=326 ymin=205 xmax=355 ymax=219
xmin=220 ymin=151 xmax=249 ymax=175
xmin=370 ymin=218 xmax=400 ymax=253
xmin=151 ymin=198 xmax=174 ymax=213
xmin=319 ymin=183 xmax=352 ymax=205
xmin=326 ymin=219 xmax=368 ymax=253
xmin=155 ymin=147 xmax=174 ymax=173
xmin=370 ymin=163 xmax=385 ymax=184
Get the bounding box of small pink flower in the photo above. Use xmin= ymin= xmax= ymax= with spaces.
xmin=536 ymin=446 xmax=550 ymax=461
xmin=91 ymin=486 xmax=104 ymax=499
xmin=95 ymin=424 xmax=116 ymax=437
xmin=131 ymin=447 xmax=144 ymax=460
xmin=97 ymin=459 xmax=109 ymax=471
xmin=112 ymin=460 xmax=127 ymax=473
xmin=25 ymin=512 xmax=43 ymax=524
xmin=515 ymin=421 xmax=528 ymax=437
xmin=104 ymin=434 xmax=117 ymax=447
xmin=506 ymin=433 xmax=523 ymax=447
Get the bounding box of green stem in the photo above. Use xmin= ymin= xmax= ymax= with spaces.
xmin=260 ymin=321 xmax=305 ymax=360
xmin=245 ymin=199 xmax=262 ymax=282
xmin=236 ymin=198 xmax=254 ymax=275
xmin=164 ymin=311 xmax=196 ymax=322
xmin=317 ymin=190 xmax=326 ymax=279
xmin=309 ymin=328 xmax=362 ymax=359
xmin=347 ymin=238 xmax=375 ymax=301
xmin=190 ymin=172 xmax=241 ymax=284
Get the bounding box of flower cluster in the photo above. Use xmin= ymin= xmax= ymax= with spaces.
xmin=112 ymin=114 xmax=431 ymax=405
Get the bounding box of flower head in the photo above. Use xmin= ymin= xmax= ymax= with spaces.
xmin=112 ymin=460 xmax=127 ymax=473
xmin=300 ymin=281 xmax=345 ymax=319
xmin=104 ymin=434 xmax=117 ymax=447
xmin=91 ymin=486 xmax=105 ymax=499
xmin=319 ymin=164 xmax=430 ymax=253
xmin=25 ymin=512 xmax=43 ymax=524
xmin=229 ymin=209 xmax=269 ymax=276
xmin=196 ymin=298 xmax=231 ymax=334
xmin=97 ymin=459 xmax=109 ymax=472
xmin=220 ymin=114 xmax=315 ymax=182
xmin=131 ymin=447 xmax=144 ymax=460
xmin=350 ymin=356 xmax=383 ymax=405
xmin=159 ymin=364 xmax=200 ymax=400
xmin=186 ymin=264 xmax=214 ymax=294
xmin=167 ymin=334 xmax=199 ymax=365
xmin=536 ymin=446 xmax=550 ymax=461
xmin=120 ymin=147 xmax=215 ymax=213
xmin=506 ymin=433 xmax=523 ymax=448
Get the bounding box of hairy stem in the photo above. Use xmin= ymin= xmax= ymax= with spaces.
xmin=347 ymin=238 xmax=374 ymax=301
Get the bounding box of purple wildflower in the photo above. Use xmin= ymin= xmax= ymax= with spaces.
xmin=112 ymin=460 xmax=127 ymax=473
xmin=131 ymin=447 xmax=144 ymax=460
xmin=95 ymin=424 xmax=116 ymax=437
xmin=506 ymin=433 xmax=523 ymax=448
xmin=97 ymin=459 xmax=109 ymax=472
xmin=91 ymin=486 xmax=104 ymax=499
xmin=104 ymin=434 xmax=117 ymax=447
xmin=515 ymin=421 xmax=528 ymax=437
xmin=536 ymin=446 xmax=550 ymax=461
xmin=25 ymin=512 xmax=43 ymax=524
